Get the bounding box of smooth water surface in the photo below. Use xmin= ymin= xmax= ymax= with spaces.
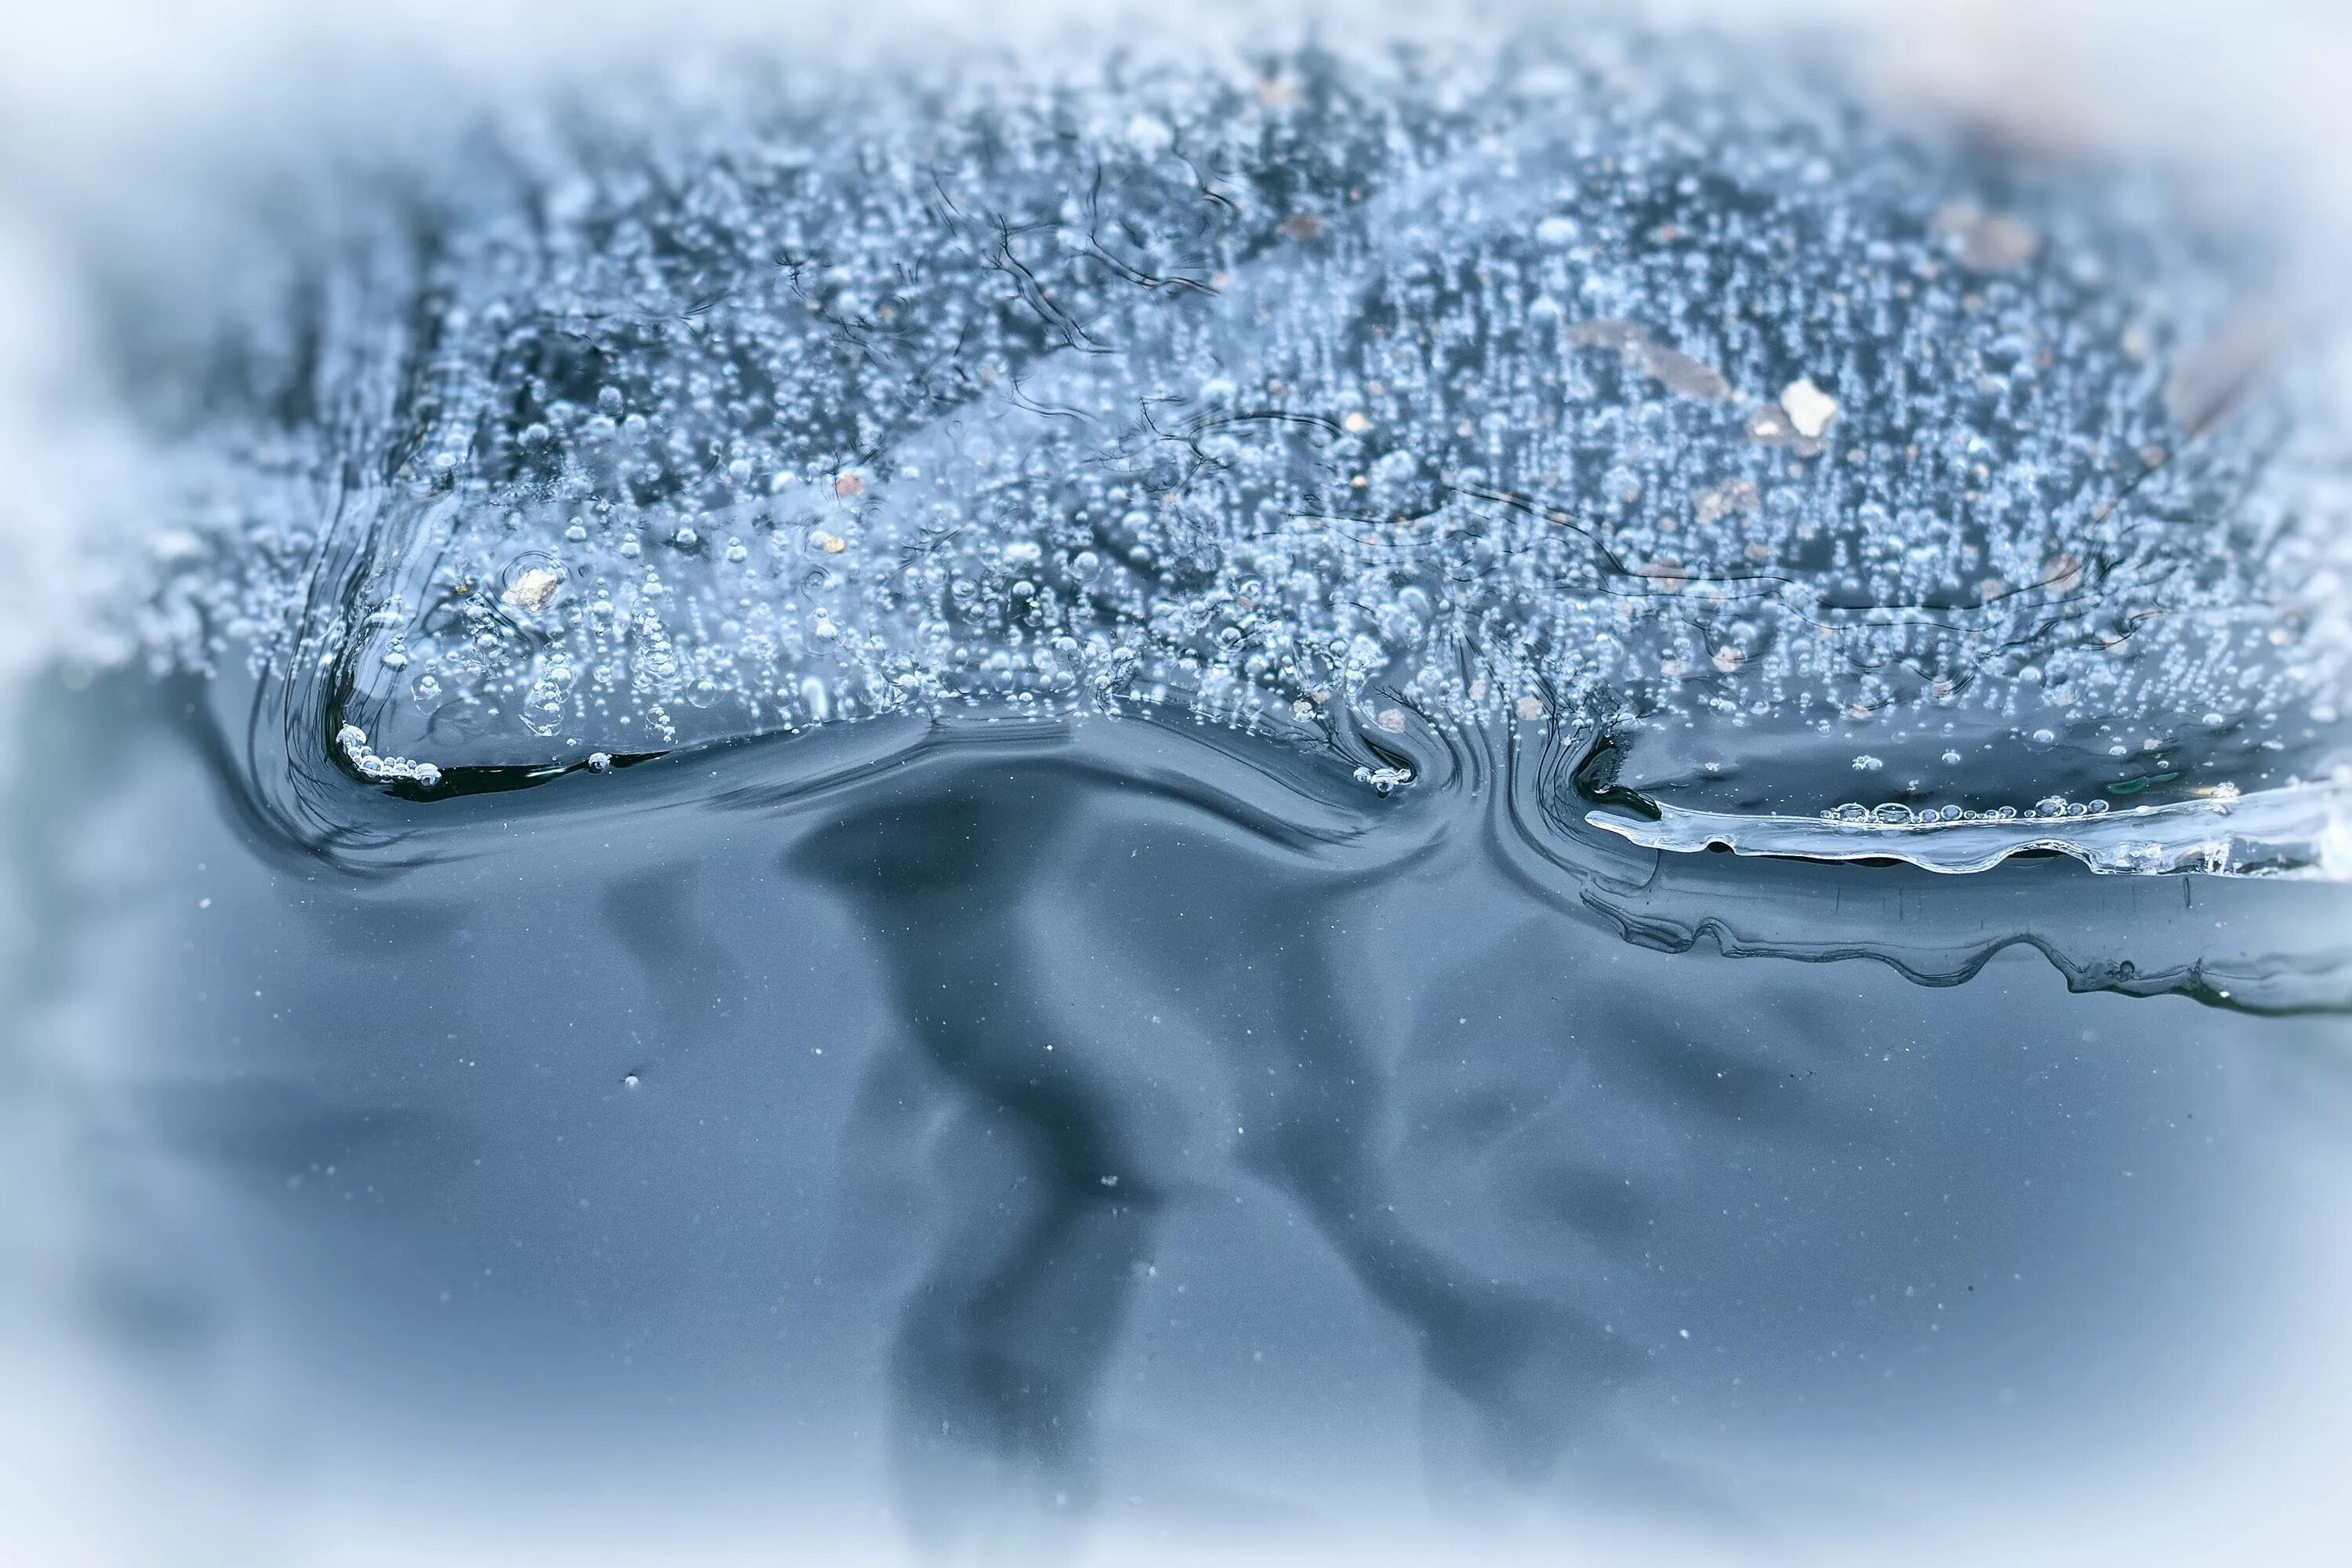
xmin=6 ymin=669 xmax=2350 ymax=1564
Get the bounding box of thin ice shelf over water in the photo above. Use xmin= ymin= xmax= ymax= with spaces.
xmin=67 ymin=30 xmax=2352 ymax=874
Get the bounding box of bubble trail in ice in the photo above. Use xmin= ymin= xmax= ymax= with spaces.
xmin=78 ymin=28 xmax=2352 ymax=874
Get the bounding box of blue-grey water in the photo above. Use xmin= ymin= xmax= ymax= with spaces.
xmin=11 ymin=664 xmax=2352 ymax=1564
xmin=5 ymin=19 xmax=2352 ymax=1566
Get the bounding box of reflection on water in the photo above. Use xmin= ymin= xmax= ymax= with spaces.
xmin=5 ymin=669 xmax=2350 ymax=1563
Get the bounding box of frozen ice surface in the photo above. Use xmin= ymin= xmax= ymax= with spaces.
xmin=98 ymin=31 xmax=2352 ymax=871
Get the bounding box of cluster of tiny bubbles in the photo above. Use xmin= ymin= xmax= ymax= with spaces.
xmin=1824 ymin=798 xmax=2112 ymax=826
xmin=82 ymin=29 xmax=2352 ymax=865
xmin=334 ymin=723 xmax=441 ymax=789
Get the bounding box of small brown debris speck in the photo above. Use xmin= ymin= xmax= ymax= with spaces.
xmin=1694 ymin=477 xmax=1759 ymax=525
xmin=1639 ymin=560 xmax=1690 ymax=593
xmin=1566 ymin=320 xmax=1728 ymax=401
xmin=1711 ymin=645 xmax=1746 ymax=673
xmin=834 ymin=474 xmax=864 ymax=498
xmin=1375 ymin=708 xmax=1406 ymax=733
xmin=1642 ymin=346 xmax=1730 ymax=401
xmin=2165 ymin=311 xmax=2284 ymax=437
xmin=1931 ymin=204 xmax=2041 ymax=271
xmin=1280 ymin=213 xmax=1324 ymax=242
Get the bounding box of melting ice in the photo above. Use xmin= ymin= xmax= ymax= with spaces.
xmin=92 ymin=31 xmax=2352 ymax=873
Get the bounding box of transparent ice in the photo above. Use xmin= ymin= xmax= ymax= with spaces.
xmin=96 ymin=31 xmax=2352 ymax=873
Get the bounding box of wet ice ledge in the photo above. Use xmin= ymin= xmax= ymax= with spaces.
xmin=1588 ymin=775 xmax=2352 ymax=877
xmin=81 ymin=34 xmax=2352 ymax=879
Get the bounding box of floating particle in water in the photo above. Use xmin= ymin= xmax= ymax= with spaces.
xmin=502 ymin=567 xmax=563 ymax=615
xmin=1777 ymin=379 xmax=1839 ymax=440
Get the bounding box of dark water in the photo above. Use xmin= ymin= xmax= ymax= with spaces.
xmin=8 ymin=666 xmax=2350 ymax=1565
